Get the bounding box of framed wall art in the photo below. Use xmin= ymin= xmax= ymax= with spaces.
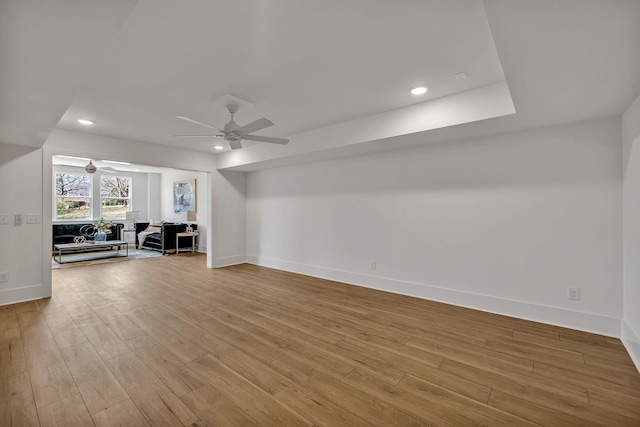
xmin=173 ymin=179 xmax=196 ymax=213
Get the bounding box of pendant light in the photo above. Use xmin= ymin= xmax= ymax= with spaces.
xmin=85 ymin=160 xmax=97 ymax=174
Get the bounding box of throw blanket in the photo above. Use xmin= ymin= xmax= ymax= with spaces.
xmin=137 ymin=231 xmax=158 ymax=248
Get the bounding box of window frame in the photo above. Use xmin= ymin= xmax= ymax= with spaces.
xmin=54 ymin=172 xmax=92 ymax=221
xmin=99 ymin=175 xmax=132 ymax=220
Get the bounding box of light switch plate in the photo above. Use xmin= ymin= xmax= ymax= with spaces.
xmin=0 ymin=214 xmax=9 ymax=225
xmin=26 ymin=213 xmax=41 ymax=224
xmin=14 ymin=214 xmax=23 ymax=226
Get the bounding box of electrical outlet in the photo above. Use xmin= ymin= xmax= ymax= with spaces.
xmin=0 ymin=272 xmax=8 ymax=283
xmin=14 ymin=214 xmax=23 ymax=226
xmin=568 ymin=287 xmax=581 ymax=301
xmin=0 ymin=214 xmax=9 ymax=225
xmin=369 ymin=261 xmax=376 ymax=270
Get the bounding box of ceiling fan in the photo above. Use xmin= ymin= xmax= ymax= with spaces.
xmin=174 ymin=104 xmax=289 ymax=150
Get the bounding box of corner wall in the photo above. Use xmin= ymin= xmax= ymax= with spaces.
xmin=0 ymin=145 xmax=46 ymax=304
xmin=247 ymin=118 xmax=623 ymax=335
xmin=211 ymin=170 xmax=246 ymax=267
xmin=622 ymin=93 xmax=640 ymax=370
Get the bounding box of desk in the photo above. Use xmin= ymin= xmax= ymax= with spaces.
xmin=176 ymin=231 xmax=199 ymax=254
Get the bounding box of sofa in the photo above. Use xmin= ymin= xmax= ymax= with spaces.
xmin=52 ymin=222 xmax=124 ymax=252
xmin=135 ymin=222 xmax=197 ymax=255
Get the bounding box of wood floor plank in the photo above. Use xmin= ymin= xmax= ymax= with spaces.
xmin=0 ymin=323 xmax=27 ymax=379
xmin=181 ymin=384 xmax=260 ymax=427
xmin=487 ymin=389 xmax=598 ymax=427
xmin=105 ymin=352 xmax=199 ymax=426
xmin=534 ymin=360 xmax=640 ymax=399
xmin=439 ymin=358 xmax=589 ymax=407
xmin=308 ymin=306 xmax=412 ymax=344
xmin=485 ymin=334 xmax=586 ymax=364
xmin=339 ymin=337 xmax=491 ymax=402
xmin=407 ymin=334 xmax=534 ymax=374
xmin=587 ymin=389 xmax=640 ymax=421
xmin=397 ymin=371 xmax=539 ymax=426
xmin=194 ymin=333 xmax=292 ymax=395
xmin=0 ymin=371 xmax=39 ymax=426
xmin=125 ymin=333 xmax=206 ymax=397
xmin=197 ymin=318 xmax=284 ymax=364
xmin=24 ymin=339 xmax=79 ymax=408
xmin=46 ymin=314 xmax=88 ymax=349
xmin=143 ymin=305 xmax=207 ymax=340
xmin=125 ymin=309 xmax=207 ymax=363
xmin=92 ymin=399 xmax=150 ymax=427
xmin=94 ymin=311 xmax=146 ymax=342
xmin=60 ymin=341 xmax=129 ymax=414
xmin=275 ymin=381 xmax=372 ymax=427
xmin=76 ymin=318 xmax=131 ymax=361
xmin=16 ymin=311 xmax=54 ymax=346
xmin=37 ymin=393 xmax=93 ymax=427
xmin=188 ymin=354 xmax=313 ymax=426
xmin=303 ymin=370 xmax=432 ymax=426
xmin=0 ymin=304 xmax=17 ymax=323
xmin=514 ymin=330 xmax=636 ymax=366
xmin=242 ymin=327 xmax=354 ymax=380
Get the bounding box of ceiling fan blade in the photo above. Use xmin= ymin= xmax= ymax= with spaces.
xmin=175 ymin=115 xmax=221 ymax=130
xmin=172 ymin=134 xmax=219 ymax=138
xmin=229 ymin=141 xmax=243 ymax=150
xmin=237 ymin=117 xmax=273 ymax=135
xmin=243 ymin=134 xmax=290 ymax=145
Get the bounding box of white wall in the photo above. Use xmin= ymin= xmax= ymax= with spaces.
xmin=622 ymin=93 xmax=640 ymax=369
xmin=160 ymin=170 xmax=209 ymax=253
xmin=0 ymin=145 xmax=45 ymax=304
xmin=247 ymin=118 xmax=623 ymax=335
xmin=211 ymin=170 xmax=246 ymax=267
xmin=148 ymin=173 xmax=162 ymax=221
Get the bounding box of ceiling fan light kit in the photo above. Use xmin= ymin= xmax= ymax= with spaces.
xmin=174 ymin=103 xmax=289 ymax=150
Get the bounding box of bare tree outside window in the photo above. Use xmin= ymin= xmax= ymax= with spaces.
xmin=101 ymin=176 xmax=131 ymax=219
xmin=55 ymin=173 xmax=91 ymax=219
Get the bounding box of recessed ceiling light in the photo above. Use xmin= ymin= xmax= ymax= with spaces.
xmin=214 ymin=145 xmax=224 ymax=150
xmin=410 ymin=86 xmax=428 ymax=95
xmin=78 ymin=119 xmax=94 ymax=125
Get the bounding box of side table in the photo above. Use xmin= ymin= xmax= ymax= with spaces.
xmin=176 ymin=231 xmax=199 ymax=254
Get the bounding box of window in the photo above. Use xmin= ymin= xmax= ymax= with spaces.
xmin=100 ymin=176 xmax=131 ymax=220
xmin=55 ymin=172 xmax=91 ymax=220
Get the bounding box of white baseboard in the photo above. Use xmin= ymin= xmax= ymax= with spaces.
xmin=246 ymin=255 xmax=621 ymax=337
xmin=622 ymin=319 xmax=640 ymax=373
xmin=215 ymin=254 xmax=246 ymax=268
xmin=0 ymin=284 xmax=47 ymax=306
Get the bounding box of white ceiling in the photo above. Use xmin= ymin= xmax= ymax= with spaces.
xmin=2 ymin=0 xmax=640 ymax=165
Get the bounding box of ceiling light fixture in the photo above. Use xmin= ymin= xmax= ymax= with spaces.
xmin=214 ymin=145 xmax=224 ymax=150
xmin=84 ymin=160 xmax=97 ymax=174
xmin=78 ymin=119 xmax=94 ymax=125
xmin=410 ymin=86 xmax=428 ymax=95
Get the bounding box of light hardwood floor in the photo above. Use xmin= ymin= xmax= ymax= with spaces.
xmin=2 ymin=255 xmax=640 ymax=426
